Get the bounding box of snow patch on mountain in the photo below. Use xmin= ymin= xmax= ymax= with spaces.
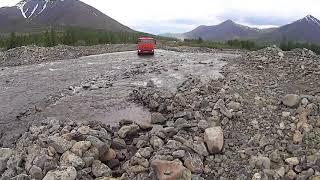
xmin=29 ymin=3 xmax=38 ymax=18
xmin=300 ymin=15 xmax=320 ymax=27
xmin=38 ymin=0 xmax=49 ymax=15
xmin=16 ymin=1 xmax=28 ymax=18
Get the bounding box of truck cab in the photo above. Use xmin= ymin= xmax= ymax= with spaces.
xmin=137 ymin=37 xmax=156 ymax=55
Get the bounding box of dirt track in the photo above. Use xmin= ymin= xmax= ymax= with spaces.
xmin=0 ymin=49 xmax=237 ymax=147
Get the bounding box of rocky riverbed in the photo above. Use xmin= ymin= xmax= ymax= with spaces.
xmin=0 ymin=44 xmax=137 ymax=67
xmin=0 ymin=46 xmax=320 ymax=179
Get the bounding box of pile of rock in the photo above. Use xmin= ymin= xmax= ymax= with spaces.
xmin=0 ymin=44 xmax=136 ymax=67
xmin=1 ymin=46 xmax=319 ymax=179
xmin=1 ymin=77 xmax=237 ymax=179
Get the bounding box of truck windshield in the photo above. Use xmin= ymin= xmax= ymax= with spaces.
xmin=139 ymin=39 xmax=154 ymax=43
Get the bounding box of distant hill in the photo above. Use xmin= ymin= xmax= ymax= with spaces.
xmin=173 ymin=15 xmax=320 ymax=44
xmin=0 ymin=0 xmax=134 ymax=33
xmin=258 ymin=15 xmax=320 ymax=44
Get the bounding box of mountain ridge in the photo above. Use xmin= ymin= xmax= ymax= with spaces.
xmin=0 ymin=0 xmax=134 ymax=33
xmin=162 ymin=15 xmax=320 ymax=44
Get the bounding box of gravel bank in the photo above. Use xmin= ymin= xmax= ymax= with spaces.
xmin=1 ymin=46 xmax=320 ymax=179
xmin=0 ymin=44 xmax=136 ymax=67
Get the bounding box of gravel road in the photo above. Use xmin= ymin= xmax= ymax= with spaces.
xmin=0 ymin=49 xmax=237 ymax=147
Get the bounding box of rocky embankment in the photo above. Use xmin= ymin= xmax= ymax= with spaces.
xmin=0 ymin=44 xmax=136 ymax=67
xmin=0 ymin=47 xmax=320 ymax=180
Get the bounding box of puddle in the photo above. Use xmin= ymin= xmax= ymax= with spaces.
xmin=103 ymin=104 xmax=151 ymax=126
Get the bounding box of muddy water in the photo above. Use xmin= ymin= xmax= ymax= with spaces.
xmin=0 ymin=50 xmax=238 ymax=146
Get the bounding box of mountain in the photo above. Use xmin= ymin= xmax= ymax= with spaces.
xmin=181 ymin=15 xmax=320 ymax=44
xmin=0 ymin=0 xmax=133 ymax=33
xmin=184 ymin=20 xmax=261 ymax=41
xmin=259 ymin=15 xmax=320 ymax=44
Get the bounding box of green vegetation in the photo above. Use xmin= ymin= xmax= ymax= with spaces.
xmin=280 ymin=41 xmax=320 ymax=55
xmin=180 ymin=38 xmax=320 ymax=54
xmin=180 ymin=39 xmax=261 ymax=50
xmin=1 ymin=28 xmax=320 ymax=55
xmin=0 ymin=28 xmax=153 ymax=50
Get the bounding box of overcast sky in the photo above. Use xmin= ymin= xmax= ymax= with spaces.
xmin=1 ymin=0 xmax=320 ymax=34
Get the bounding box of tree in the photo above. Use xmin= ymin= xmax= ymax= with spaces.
xmin=7 ymin=32 xmax=17 ymax=50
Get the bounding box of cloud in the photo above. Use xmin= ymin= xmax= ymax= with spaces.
xmin=217 ymin=13 xmax=294 ymax=26
xmin=1 ymin=0 xmax=320 ymax=34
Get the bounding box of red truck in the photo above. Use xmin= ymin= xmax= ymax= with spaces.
xmin=137 ymin=37 xmax=156 ymax=55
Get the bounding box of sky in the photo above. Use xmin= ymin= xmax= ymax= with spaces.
xmin=1 ymin=0 xmax=320 ymax=34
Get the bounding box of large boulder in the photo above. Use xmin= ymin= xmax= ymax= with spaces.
xmin=204 ymin=127 xmax=224 ymax=154
xmin=151 ymin=160 xmax=192 ymax=180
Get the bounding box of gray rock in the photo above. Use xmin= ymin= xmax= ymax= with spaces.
xmin=82 ymin=156 xmax=95 ymax=167
xmin=175 ymin=118 xmax=191 ymax=128
xmin=278 ymin=51 xmax=284 ymax=57
xmin=1 ymin=168 xmax=16 ymax=178
xmin=92 ymin=160 xmax=112 ymax=177
xmin=183 ymin=152 xmax=203 ymax=173
xmin=11 ymin=174 xmax=30 ymax=180
xmin=48 ymin=135 xmax=74 ymax=154
xmin=150 ymin=136 xmax=164 ymax=149
xmin=184 ymin=140 xmax=209 ymax=157
xmin=173 ymin=150 xmax=186 ymax=158
xmin=43 ymin=160 xmax=58 ymax=174
xmin=250 ymin=156 xmax=271 ymax=169
xmin=118 ymin=124 xmax=140 ymax=138
xmin=60 ymin=151 xmax=85 ymax=170
xmin=147 ymin=80 xmax=155 ymax=87
xmin=301 ymin=98 xmax=309 ymax=105
xmin=43 ymin=166 xmax=77 ymax=180
xmin=33 ymin=154 xmax=52 ymax=170
xmin=269 ymin=150 xmax=281 ymax=163
xmin=204 ymin=127 xmax=224 ymax=154
xmin=111 ymin=138 xmax=127 ymax=150
xmin=29 ymin=165 xmax=43 ymax=180
xmin=166 ymin=140 xmax=183 ymax=150
xmin=0 ymin=148 xmax=13 ymax=173
xmin=83 ymin=147 xmax=100 ymax=160
xmin=214 ymin=99 xmax=232 ymax=118
xmin=151 ymin=113 xmax=167 ymax=124
xmin=226 ymin=101 xmax=241 ymax=110
xmin=85 ymin=136 xmax=104 ymax=149
xmin=283 ymin=94 xmax=301 ymax=107
xmin=137 ymin=147 xmax=153 ymax=159
xmin=106 ymin=159 xmax=120 ymax=169
xmin=198 ymin=120 xmax=209 ymax=130
xmin=285 ymin=157 xmax=299 ymax=166
xmin=70 ymin=141 xmax=92 ymax=157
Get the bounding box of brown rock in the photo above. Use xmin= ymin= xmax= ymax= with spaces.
xmin=101 ymin=148 xmax=117 ymax=162
xmin=151 ymin=160 xmax=192 ymax=180
xmin=293 ymin=131 xmax=303 ymax=144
